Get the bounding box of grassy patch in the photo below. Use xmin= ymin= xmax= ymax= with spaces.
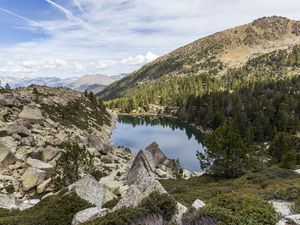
xmin=84 ymin=192 xmax=177 ymax=225
xmin=161 ymin=168 xmax=300 ymax=224
xmin=0 ymin=193 xmax=92 ymax=225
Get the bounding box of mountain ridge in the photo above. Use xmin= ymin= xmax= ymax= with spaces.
xmin=98 ymin=16 xmax=300 ymax=99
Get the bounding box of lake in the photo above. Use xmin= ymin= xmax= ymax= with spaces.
xmin=111 ymin=116 xmax=205 ymax=171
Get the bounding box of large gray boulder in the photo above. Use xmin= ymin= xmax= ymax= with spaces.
xmin=72 ymin=207 xmax=109 ymax=225
xmin=114 ymin=172 xmax=167 ymax=210
xmin=0 ymin=143 xmax=17 ymax=166
xmin=68 ymin=175 xmax=105 ymax=208
xmin=88 ymin=135 xmax=110 ymax=154
xmin=0 ymin=194 xmax=18 ymax=210
xmin=21 ymin=167 xmax=46 ymax=191
xmin=26 ymin=158 xmax=54 ymax=177
xmin=18 ymin=106 xmax=44 ymax=123
xmin=127 ymin=142 xmax=178 ymax=184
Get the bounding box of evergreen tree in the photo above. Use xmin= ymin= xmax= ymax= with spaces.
xmin=197 ymin=121 xmax=250 ymax=178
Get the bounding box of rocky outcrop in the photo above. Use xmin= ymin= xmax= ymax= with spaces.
xmin=127 ymin=142 xmax=178 ymax=184
xmin=277 ymin=214 xmax=300 ymax=225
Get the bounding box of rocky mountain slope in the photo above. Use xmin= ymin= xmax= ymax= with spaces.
xmin=99 ymin=16 xmax=300 ymax=99
xmin=0 ymin=85 xmax=134 ymax=202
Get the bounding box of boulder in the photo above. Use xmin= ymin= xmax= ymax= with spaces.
xmin=127 ymin=142 xmax=178 ymax=185
xmin=21 ymin=167 xmax=46 ymax=191
xmin=26 ymin=158 xmax=54 ymax=177
xmin=68 ymin=175 xmax=104 ymax=208
xmin=285 ymin=214 xmax=300 ymax=224
xmin=182 ymin=169 xmax=192 ymax=179
xmin=88 ymin=135 xmax=110 ymax=154
xmin=192 ymin=199 xmax=206 ymax=210
xmin=37 ymin=178 xmax=52 ymax=194
xmin=270 ymin=200 xmax=293 ymax=217
xmin=19 ymin=199 xmax=40 ymax=211
xmin=0 ymin=194 xmax=18 ymax=210
xmin=0 ymin=143 xmax=17 ymax=166
xmin=114 ymin=172 xmax=167 ymax=210
xmin=18 ymin=106 xmax=44 ymax=123
xmin=31 ymin=146 xmax=60 ymax=162
xmin=72 ymin=207 xmax=110 ymax=225
xmin=7 ymin=123 xmax=31 ymax=137
xmin=295 ymin=169 xmax=300 ymax=175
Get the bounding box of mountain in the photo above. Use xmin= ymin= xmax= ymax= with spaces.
xmin=98 ymin=16 xmax=300 ymax=99
xmin=0 ymin=74 xmax=125 ymax=91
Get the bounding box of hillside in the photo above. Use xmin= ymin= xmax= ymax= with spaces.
xmin=99 ymin=16 xmax=300 ymax=99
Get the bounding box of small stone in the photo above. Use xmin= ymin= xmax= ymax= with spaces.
xmin=192 ymin=199 xmax=206 ymax=210
xmin=37 ymin=178 xmax=52 ymax=194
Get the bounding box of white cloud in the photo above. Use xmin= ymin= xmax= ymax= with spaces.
xmin=0 ymin=0 xmax=300 ymax=77
xmin=120 ymin=52 xmax=159 ymax=65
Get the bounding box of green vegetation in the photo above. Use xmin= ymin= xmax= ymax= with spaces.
xmin=84 ymin=192 xmax=177 ymax=225
xmin=53 ymin=142 xmax=94 ymax=190
xmin=197 ymin=121 xmax=253 ymax=178
xmin=41 ymin=94 xmax=110 ymax=130
xmin=0 ymin=193 xmax=92 ymax=225
xmin=161 ymin=168 xmax=300 ymax=224
xmin=105 ymin=46 xmax=300 ymax=143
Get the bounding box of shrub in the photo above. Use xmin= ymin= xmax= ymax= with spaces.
xmin=183 ymin=194 xmax=277 ymax=225
xmin=84 ymin=192 xmax=177 ymax=225
xmin=53 ymin=142 xmax=93 ymax=190
xmin=197 ymin=121 xmax=251 ymax=178
xmin=0 ymin=193 xmax=92 ymax=225
xmin=280 ymin=150 xmax=297 ymax=169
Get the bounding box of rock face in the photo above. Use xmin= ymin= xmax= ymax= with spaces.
xmin=18 ymin=106 xmax=44 ymax=123
xmin=271 ymin=200 xmax=293 ymax=217
xmin=127 ymin=142 xmax=178 ymax=184
xmin=0 ymin=143 xmax=17 ymax=166
xmin=68 ymin=175 xmax=105 ymax=208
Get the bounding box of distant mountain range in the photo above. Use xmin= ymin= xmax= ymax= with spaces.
xmin=0 ymin=74 xmax=127 ymax=92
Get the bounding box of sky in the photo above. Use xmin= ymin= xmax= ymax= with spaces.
xmin=0 ymin=0 xmax=300 ymax=78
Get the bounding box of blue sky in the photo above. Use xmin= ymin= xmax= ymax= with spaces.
xmin=0 ymin=0 xmax=300 ymax=78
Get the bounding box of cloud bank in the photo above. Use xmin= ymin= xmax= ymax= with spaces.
xmin=0 ymin=0 xmax=299 ymax=77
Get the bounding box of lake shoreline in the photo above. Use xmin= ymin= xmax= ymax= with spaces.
xmin=117 ymin=112 xmax=213 ymax=135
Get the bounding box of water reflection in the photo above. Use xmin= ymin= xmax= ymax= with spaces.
xmin=111 ymin=116 xmax=205 ymax=171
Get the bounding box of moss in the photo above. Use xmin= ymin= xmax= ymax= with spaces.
xmin=84 ymin=192 xmax=177 ymax=225
xmin=0 ymin=193 xmax=93 ymax=225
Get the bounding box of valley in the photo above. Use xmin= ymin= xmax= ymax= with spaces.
xmin=0 ymin=15 xmax=300 ymax=225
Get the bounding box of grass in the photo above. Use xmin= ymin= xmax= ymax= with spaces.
xmin=160 ymin=168 xmax=300 ymax=225
xmin=0 ymin=193 xmax=92 ymax=225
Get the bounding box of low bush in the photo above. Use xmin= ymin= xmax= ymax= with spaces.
xmin=0 ymin=193 xmax=92 ymax=225
xmin=183 ymin=194 xmax=277 ymax=225
xmin=84 ymin=192 xmax=177 ymax=225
